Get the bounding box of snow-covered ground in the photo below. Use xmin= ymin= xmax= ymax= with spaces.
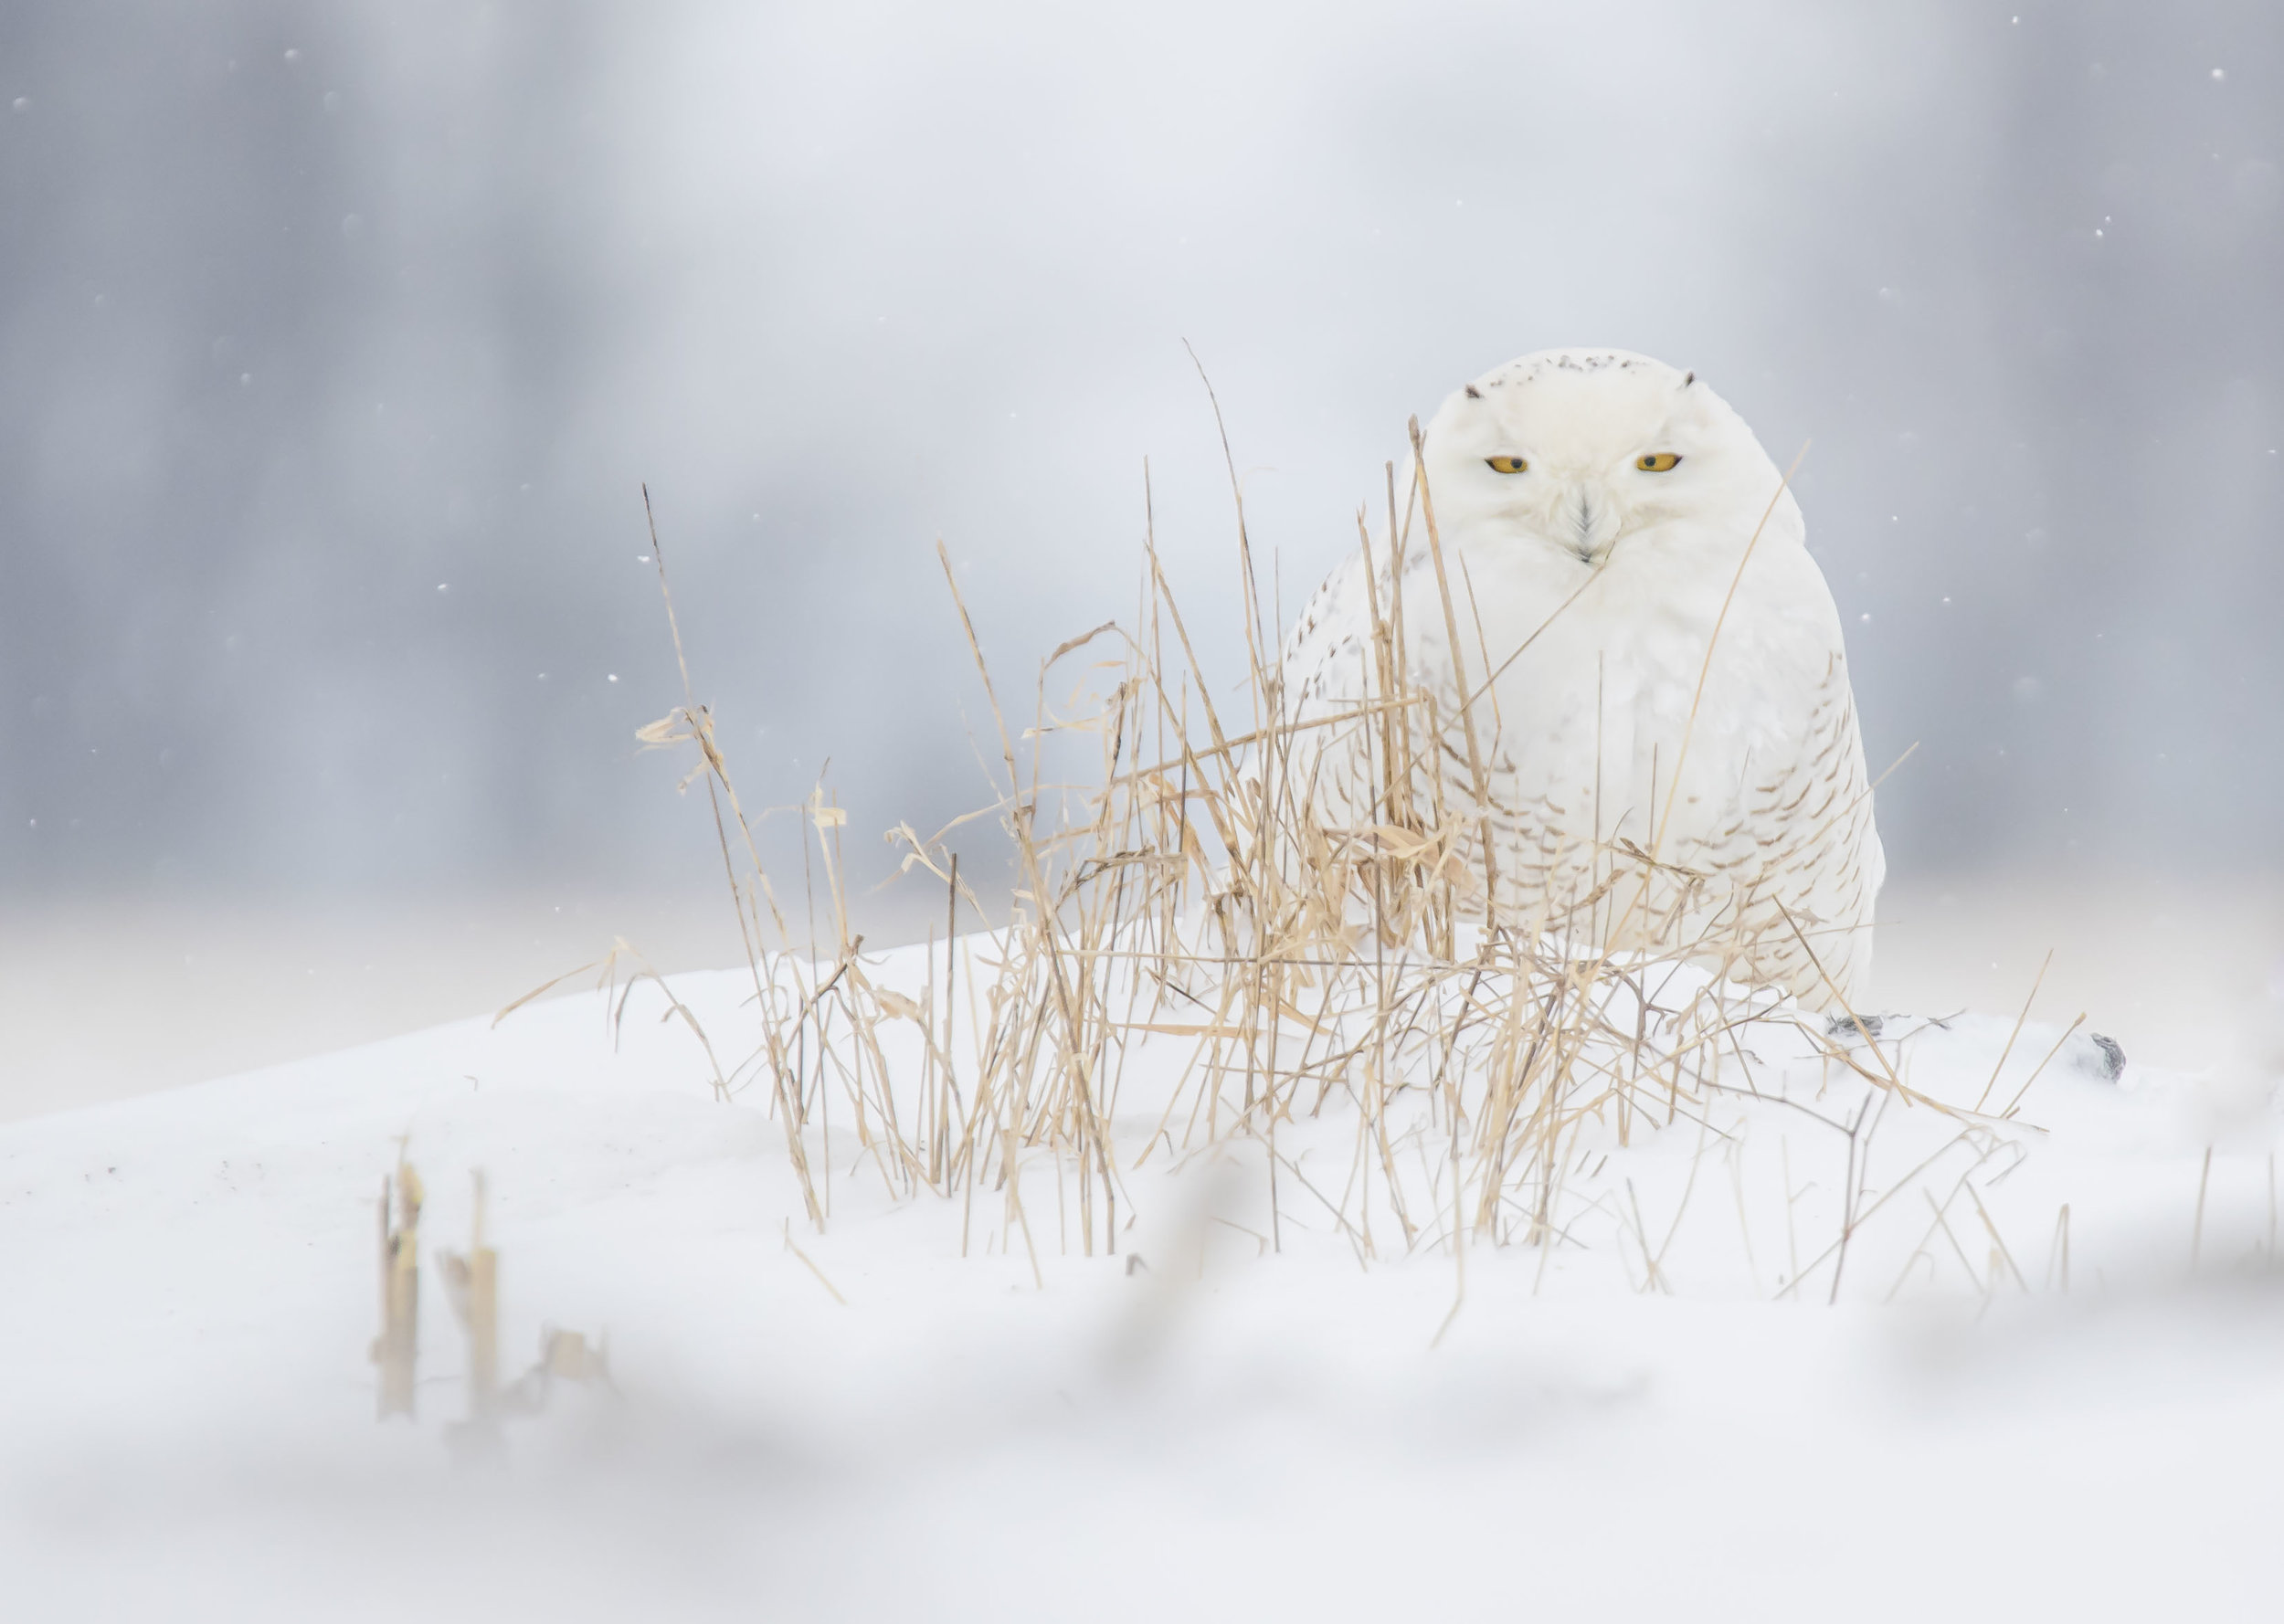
xmin=4 ymin=933 xmax=2281 ymax=1622
xmin=10 ymin=873 xmax=2278 ymax=1120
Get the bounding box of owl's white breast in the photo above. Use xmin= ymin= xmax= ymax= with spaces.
xmin=1401 ymin=511 xmax=1846 ymax=860
xmin=1276 ymin=498 xmax=1882 ymax=1003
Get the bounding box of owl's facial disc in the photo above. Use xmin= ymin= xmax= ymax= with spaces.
xmin=1465 ymin=443 xmax=1650 ymax=565
xmin=1426 ymin=349 xmax=1766 ymax=568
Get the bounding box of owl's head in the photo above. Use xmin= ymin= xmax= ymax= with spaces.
xmin=1419 ymin=349 xmax=1791 ymax=567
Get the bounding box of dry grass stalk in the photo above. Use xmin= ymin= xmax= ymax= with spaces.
xmin=437 ymin=1170 xmax=500 ymax=1424
xmin=372 ymin=1158 xmax=422 ymax=1419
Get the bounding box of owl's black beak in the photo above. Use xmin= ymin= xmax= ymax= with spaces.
xmin=1572 ymin=490 xmax=1607 ymax=564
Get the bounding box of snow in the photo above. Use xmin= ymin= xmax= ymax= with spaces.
xmin=3 ymin=936 xmax=2279 ymax=1622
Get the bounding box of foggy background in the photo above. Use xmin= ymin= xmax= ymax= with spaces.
xmin=4 ymin=1 xmax=2279 ymax=1104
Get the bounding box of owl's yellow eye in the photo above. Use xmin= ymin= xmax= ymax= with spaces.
xmin=1485 ymin=455 xmax=1528 ymax=474
xmin=1635 ymin=452 xmax=1682 ymax=472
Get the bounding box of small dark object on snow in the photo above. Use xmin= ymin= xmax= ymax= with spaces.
xmin=1825 ymin=1012 xmax=1885 ymax=1042
xmin=2083 ymin=1032 xmax=2127 ymax=1081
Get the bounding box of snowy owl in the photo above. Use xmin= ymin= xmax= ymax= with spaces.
xmin=1277 ymin=349 xmax=1883 ymax=1010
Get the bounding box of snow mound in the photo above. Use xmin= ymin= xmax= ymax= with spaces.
xmin=2 ymin=936 xmax=2279 ymax=1622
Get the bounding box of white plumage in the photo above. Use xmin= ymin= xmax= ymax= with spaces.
xmin=1278 ymin=349 xmax=1883 ymax=1009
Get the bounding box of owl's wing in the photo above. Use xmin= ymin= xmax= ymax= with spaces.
xmin=1279 ymin=552 xmax=1378 ymax=712
xmin=1268 ymin=552 xmax=1399 ymax=831
xmin=1688 ymin=649 xmax=1885 ymax=1008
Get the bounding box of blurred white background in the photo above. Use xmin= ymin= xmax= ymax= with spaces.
xmin=4 ymin=1 xmax=2279 ymax=1111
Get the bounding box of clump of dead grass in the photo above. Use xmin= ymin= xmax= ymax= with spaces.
xmin=577 ymin=404 xmax=2022 ymax=1298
